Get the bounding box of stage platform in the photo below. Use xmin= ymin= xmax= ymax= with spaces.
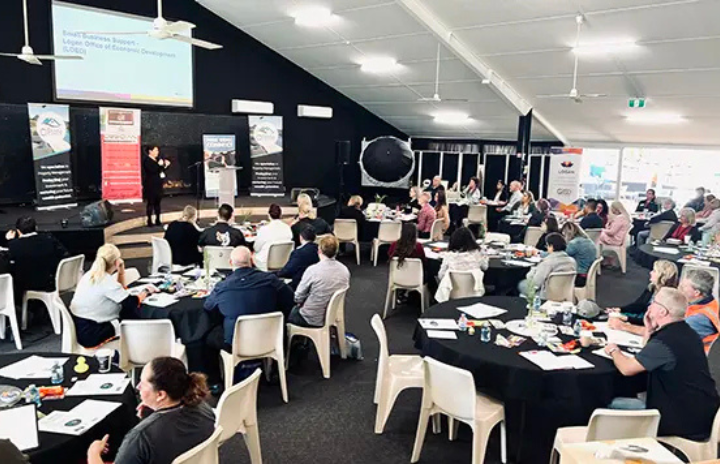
xmin=0 ymin=194 xmax=337 ymax=259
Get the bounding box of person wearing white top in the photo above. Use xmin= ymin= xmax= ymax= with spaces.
xmin=70 ymin=244 xmax=152 ymax=348
xmin=438 ymin=228 xmax=489 ymax=282
xmin=462 ymin=176 xmax=483 ymax=204
xmin=253 ymin=204 xmax=293 ymax=271
xmin=500 ymin=181 xmax=524 ymax=212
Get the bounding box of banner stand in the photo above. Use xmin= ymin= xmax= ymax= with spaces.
xmin=249 ymin=116 xmax=285 ymax=197
xmin=202 ymin=135 xmax=237 ymax=198
xmin=100 ymin=108 xmax=142 ymax=203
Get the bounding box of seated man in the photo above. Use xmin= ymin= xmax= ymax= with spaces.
xmin=198 ymin=203 xmax=246 ymax=248
xmin=204 ymin=246 xmax=294 ymax=352
xmin=635 ymin=188 xmax=659 ymax=213
xmin=5 ymin=216 xmax=68 ymax=301
xmin=605 ymin=288 xmax=720 ymax=440
xmin=425 ymin=176 xmax=443 ymax=207
xmin=579 ymin=199 xmax=603 ymax=230
xmin=635 ymin=198 xmax=678 ymax=247
xmin=416 ymin=192 xmax=437 ymax=239
xmin=289 ymin=235 xmax=350 ymax=327
xmin=679 ymin=269 xmax=720 ymax=352
xmin=253 ymin=203 xmax=292 ymax=271
xmin=277 ymin=226 xmax=319 ymax=289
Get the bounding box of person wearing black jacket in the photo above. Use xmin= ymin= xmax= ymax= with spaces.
xmin=164 ymin=205 xmax=202 ymax=265
xmin=579 ymin=199 xmax=604 ymax=230
xmin=141 ymin=145 xmax=170 ymax=227
xmin=5 ymin=216 xmax=68 ymax=302
xmin=635 ymin=199 xmax=679 ymax=247
xmin=635 ymin=189 xmax=659 ymax=213
xmin=277 ymin=227 xmax=320 ymax=289
xmin=337 ymin=195 xmax=366 ymax=239
xmin=606 ymin=259 xmax=678 ymax=325
xmin=198 ymin=204 xmax=246 ymax=248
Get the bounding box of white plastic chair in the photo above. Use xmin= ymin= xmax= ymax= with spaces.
xmin=550 ymin=409 xmax=661 ymax=464
xmin=430 ymin=219 xmax=445 ymax=241
xmin=204 ymin=246 xmax=234 ymax=271
xmin=466 ymin=204 xmax=487 ymax=227
xmin=334 ymin=219 xmax=361 ymax=265
xmin=411 ymin=357 xmax=506 ymax=464
xmin=383 ymin=258 xmax=429 ymax=318
xmin=483 ymin=233 xmax=511 ymax=245
xmin=151 ymin=237 xmax=173 ymax=274
xmin=370 ymin=315 xmax=423 ymax=434
xmin=659 ymin=407 xmax=720 ymax=461
xmin=215 ymin=368 xmax=262 ymax=463
xmin=123 ymin=267 xmax=141 ymax=286
xmin=220 ymin=312 xmax=288 ymax=403
xmin=119 ymin=320 xmax=187 ymax=384
xmin=598 ymin=233 xmax=631 ymax=274
xmin=545 ymin=271 xmax=577 ymax=302
xmin=0 ymin=274 xmax=22 ymax=350
xmin=372 ymin=221 xmax=402 ymax=267
xmin=57 ymin=297 xmax=119 ymax=356
xmin=22 ymin=254 xmax=84 ymax=334
xmin=266 ymin=241 xmax=294 ymax=272
xmin=449 ymin=271 xmax=484 ymax=300
xmin=649 ymin=221 xmax=675 ymax=241
xmin=286 ymin=287 xmax=348 ymax=379
xmin=681 ymin=265 xmax=720 ymax=301
xmin=583 ymin=228 xmax=603 ymax=245
xmin=524 ymin=227 xmax=544 ymax=247
xmin=171 ymin=426 xmax=223 ymax=464
xmin=574 ymin=258 xmax=603 ymax=302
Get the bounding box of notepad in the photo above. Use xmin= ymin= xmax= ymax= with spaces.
xmin=653 ymin=246 xmax=681 ymax=255
xmin=66 ymin=374 xmax=131 ymax=396
xmin=0 ymin=355 xmax=69 ymax=379
xmin=426 ymin=330 xmax=458 ymax=340
xmin=142 ymin=292 xmax=178 ymax=308
xmin=502 ymin=260 xmax=534 ymax=267
xmin=419 ymin=319 xmax=459 ymax=330
xmin=0 ymin=404 xmax=38 ymax=451
xmin=39 ymin=400 xmax=121 ymax=436
xmin=457 ymin=303 xmax=507 ymax=319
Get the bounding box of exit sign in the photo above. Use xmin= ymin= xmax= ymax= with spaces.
xmin=629 ymin=98 xmax=646 ymax=108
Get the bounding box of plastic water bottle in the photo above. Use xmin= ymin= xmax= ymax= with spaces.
xmin=573 ymin=319 xmax=583 ymax=337
xmin=50 ymin=362 xmax=64 ymax=385
xmin=26 ymin=384 xmax=41 ymax=407
xmin=458 ymin=313 xmax=468 ymax=332
xmin=480 ymin=325 xmax=491 ymax=343
xmin=563 ymin=310 xmax=573 ymax=327
xmin=533 ymin=295 xmax=541 ymax=314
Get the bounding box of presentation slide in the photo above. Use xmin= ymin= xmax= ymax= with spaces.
xmin=51 ymin=1 xmax=193 ymax=107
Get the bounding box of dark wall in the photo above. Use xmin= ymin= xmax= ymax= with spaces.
xmin=0 ymin=0 xmax=406 ymax=204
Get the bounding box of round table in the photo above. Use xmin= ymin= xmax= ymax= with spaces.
xmin=413 ymin=296 xmax=645 ymax=462
xmin=636 ymin=243 xmax=720 ymax=271
xmin=0 ymin=353 xmax=137 ymax=464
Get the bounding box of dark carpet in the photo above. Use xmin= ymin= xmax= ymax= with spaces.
xmin=0 ymin=248 xmax=652 ymax=464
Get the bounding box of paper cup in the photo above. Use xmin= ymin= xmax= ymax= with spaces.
xmin=96 ymin=349 xmax=113 ymax=373
xmin=580 ymin=330 xmax=593 ymax=348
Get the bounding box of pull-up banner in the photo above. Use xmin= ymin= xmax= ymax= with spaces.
xmin=548 ymin=147 xmax=583 ymax=205
xmin=100 ymin=107 xmax=142 ymax=202
xmin=203 ymin=134 xmax=237 ymax=198
xmin=249 ymin=115 xmax=285 ymax=197
xmin=27 ymin=103 xmax=77 ymax=210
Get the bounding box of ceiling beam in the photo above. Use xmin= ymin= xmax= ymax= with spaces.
xmin=395 ymin=0 xmax=569 ymax=145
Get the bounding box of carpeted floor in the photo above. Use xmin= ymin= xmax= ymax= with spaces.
xmin=0 ymin=248 xmax=652 ymax=464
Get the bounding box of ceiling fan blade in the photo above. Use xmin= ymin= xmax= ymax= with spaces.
xmin=0 ymin=52 xmax=21 ymax=57
xmin=417 ymin=97 xmax=440 ymax=102
xmin=442 ymin=98 xmax=469 ymax=102
xmin=165 ymin=20 xmax=196 ymax=33
xmin=34 ymin=55 xmax=84 ymax=60
xmin=536 ymin=94 xmax=572 ymax=99
xmin=170 ymin=34 xmax=222 ymax=50
xmin=579 ymin=93 xmax=608 ymax=98
xmin=17 ymin=55 xmax=42 ymax=65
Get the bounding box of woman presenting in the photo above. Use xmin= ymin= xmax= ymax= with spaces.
xmin=142 ymin=145 xmax=170 ymax=227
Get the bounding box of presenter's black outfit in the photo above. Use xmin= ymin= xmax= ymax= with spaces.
xmin=142 ymin=156 xmax=166 ymax=226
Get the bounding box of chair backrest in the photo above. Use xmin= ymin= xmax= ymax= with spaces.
xmin=389 ymin=257 xmax=424 ymax=288
xmin=370 ymin=314 xmax=389 ymax=371
xmin=583 ymin=259 xmax=603 ymax=301
xmin=215 ymin=369 xmax=261 ymax=444
xmin=584 ymin=228 xmax=603 ymax=244
xmin=681 ymin=264 xmax=720 ymax=301
xmin=266 ymin=241 xmax=294 ymax=270
xmin=378 ymin=221 xmax=402 ymax=242
xmin=151 ymin=237 xmax=173 ymax=274
xmin=334 ymin=219 xmax=358 ymax=241
xmin=467 ymin=204 xmax=487 ymax=224
xmin=430 ymin=219 xmax=444 ymax=240
xmin=423 ymin=357 xmax=476 ymax=421
xmin=0 ymin=274 xmax=14 ymax=315
xmin=171 ymin=426 xmax=223 ymax=464
xmin=119 ymin=320 xmax=177 ymax=367
xmin=204 ymin=246 xmax=234 ymax=271
xmin=324 ymin=287 xmax=349 ymax=328
xmin=56 ymin=255 xmax=85 ymax=293
xmin=545 ymin=271 xmax=577 ymax=302
xmin=231 ymin=312 xmax=284 ymax=358
xmin=585 ymin=409 xmax=661 ymax=442
xmin=483 ymin=232 xmax=511 ymax=245
xmin=650 ymin=221 xmax=676 ymax=241
xmin=123 ymin=267 xmax=141 ymax=286
xmin=449 ymin=271 xmax=480 ymax=300
xmin=524 ymin=227 xmax=544 ymax=247
xmin=314 ymin=233 xmax=334 ymax=245
xmin=56 ymin=297 xmax=79 ymax=354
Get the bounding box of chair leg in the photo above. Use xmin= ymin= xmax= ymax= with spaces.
xmin=411 ymin=407 xmax=432 ymax=463
xmin=419 ymin=287 xmax=426 ymax=314
xmin=449 ymin=417 xmax=459 ymax=441
xmin=432 ymin=413 xmax=441 ymax=434
xmin=501 ymin=421 xmax=507 ymax=464
xmin=277 ymin=358 xmax=289 ymax=403
xmin=549 ymin=448 xmax=559 ymax=464
xmin=21 ymin=294 xmax=29 ymax=330
xmin=355 ymin=240 xmax=360 ymax=265
xmin=383 ymin=287 xmax=393 ymax=319
xmin=46 ymin=295 xmax=61 ymax=335
xmin=221 ymin=354 xmax=235 ymax=392
xmin=243 ymin=422 xmax=263 ymax=464
xmin=471 ymin=424 xmax=491 ymax=464
xmin=0 ymin=316 xmax=5 ymax=340
xmin=373 ymin=241 xmax=379 ymax=267
xmin=316 ymin=334 xmax=331 ymax=379
xmin=375 ymin=381 xmax=403 ymax=434
xmin=336 ymin=324 xmax=347 ymax=360
xmin=9 ymin=313 xmax=22 ymax=351
xmin=620 ymin=249 xmax=627 ymax=274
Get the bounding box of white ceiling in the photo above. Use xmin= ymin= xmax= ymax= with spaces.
xmin=197 ymin=0 xmax=720 ymax=146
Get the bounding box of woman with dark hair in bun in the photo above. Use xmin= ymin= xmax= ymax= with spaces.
xmin=87 ymin=357 xmax=215 ymax=464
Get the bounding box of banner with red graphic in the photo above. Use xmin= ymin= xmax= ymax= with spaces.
xmin=548 ymin=147 xmax=583 ymax=205
xmin=100 ymin=107 xmax=142 ymax=202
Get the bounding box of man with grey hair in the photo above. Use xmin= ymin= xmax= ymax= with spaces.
xmin=635 ymin=198 xmax=678 ymax=247
xmin=499 ymin=180 xmax=523 ymax=213
xmin=680 ymin=269 xmax=720 ymax=352
xmin=425 ymin=175 xmax=443 ymax=207
xmin=605 ymin=287 xmax=720 ymax=440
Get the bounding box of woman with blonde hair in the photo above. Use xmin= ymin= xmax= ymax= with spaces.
xmin=597 ymin=200 xmax=632 ymax=251
xmin=291 ymin=200 xmax=332 ymax=246
xmin=338 ymin=195 xmax=366 ymax=239
xmin=663 ymin=207 xmax=702 ymax=244
xmin=164 ymin=205 xmax=202 ymax=265
xmin=561 ymin=222 xmax=597 ymax=286
xmin=70 ymin=244 xmax=152 ymax=348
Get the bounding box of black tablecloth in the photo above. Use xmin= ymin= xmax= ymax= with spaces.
xmin=0 ymin=353 xmax=137 ymax=464
xmin=635 ymin=243 xmax=720 ymax=271
xmin=498 ymin=220 xmax=526 ymax=242
xmin=413 ymin=296 xmax=645 ymax=462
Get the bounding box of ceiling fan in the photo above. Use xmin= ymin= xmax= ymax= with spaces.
xmin=536 ymin=15 xmax=607 ymax=104
xmin=78 ymin=0 xmax=222 ymax=50
xmin=0 ymin=0 xmax=83 ymax=65
xmin=418 ymin=44 xmax=468 ymax=103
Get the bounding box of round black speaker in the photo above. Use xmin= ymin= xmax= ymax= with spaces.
xmin=360 ymin=137 xmax=414 ymax=187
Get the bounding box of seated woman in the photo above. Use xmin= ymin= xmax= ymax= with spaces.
xmin=597 ymin=199 xmax=610 ymax=227
xmin=562 ymin=222 xmax=597 ymax=287
xmin=164 ymin=205 xmax=202 ymax=266
xmin=388 ymin=222 xmax=426 ymax=263
xmin=407 ymin=186 xmax=421 ymax=211
xmin=699 ymin=198 xmax=720 ymax=245
xmin=433 ymin=189 xmax=450 ymax=240
xmin=516 ymin=191 xmax=538 ymax=216
xmin=536 ymin=216 xmax=560 ymax=251
xmin=663 ymin=207 xmax=702 ymax=244
xmin=528 ymin=199 xmax=550 ymax=227
xmin=489 ymin=180 xmax=507 ymax=203
xmin=87 ymin=357 xmax=215 ymax=464
xmin=607 ymin=260 xmax=678 ymax=327
xmin=697 ymin=194 xmax=717 ymax=219
xmin=70 ymin=244 xmax=151 ymax=348
xmin=518 ymin=233 xmax=577 ymax=298
xmin=438 ymin=227 xmax=488 ymax=282
xmin=291 ymin=197 xmax=332 ymax=247
xmin=463 ymin=176 xmax=482 ymax=204
xmin=598 ymin=201 xmax=632 ymax=262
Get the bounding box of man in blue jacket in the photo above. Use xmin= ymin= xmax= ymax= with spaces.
xmin=277 ymin=226 xmax=320 ymax=289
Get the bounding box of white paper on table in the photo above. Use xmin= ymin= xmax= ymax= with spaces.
xmin=519 ymin=351 xmax=566 ymax=370
xmin=417 ymin=238 xmax=431 ymax=244
xmin=594 ymin=322 xmax=644 ymax=348
xmin=502 ymin=260 xmax=534 ymax=267
xmin=592 ymin=348 xmax=634 ymax=360
xmin=183 ymin=268 xmax=204 ymax=278
xmin=0 ymin=356 xmax=69 ymax=379
xmin=172 ymin=264 xmax=194 ymax=273
xmin=137 ymin=277 xmax=163 ymax=284
xmin=557 ymin=355 xmax=595 ymax=369
xmin=653 ymin=246 xmax=681 ymax=255
xmin=510 ymin=221 xmax=526 ymax=226
xmin=39 ymin=400 xmax=121 ymax=436
xmin=426 ymin=330 xmax=458 ymax=340
xmin=429 ymin=242 xmax=449 ymax=249
xmin=457 ymin=303 xmax=508 ymax=319
xmin=142 ymin=292 xmax=179 ymax=308
xmin=128 ymin=284 xmax=159 ymax=296
xmin=526 ymin=256 xmax=543 ymax=263
xmin=419 ymin=319 xmax=459 ymax=330
xmin=66 ymin=374 xmax=131 ymax=396
xmin=602 ymin=442 xmax=683 ymax=463
xmin=0 ymin=404 xmax=38 ymax=451
xmin=424 ymin=249 xmax=441 ymax=260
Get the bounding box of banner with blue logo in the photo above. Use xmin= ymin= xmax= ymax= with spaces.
xmin=27 ymin=103 xmax=77 ymax=209
xmin=548 ymin=147 xmax=583 ymax=206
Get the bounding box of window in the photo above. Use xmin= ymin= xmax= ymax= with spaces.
xmin=578 ymin=148 xmax=620 ymax=201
